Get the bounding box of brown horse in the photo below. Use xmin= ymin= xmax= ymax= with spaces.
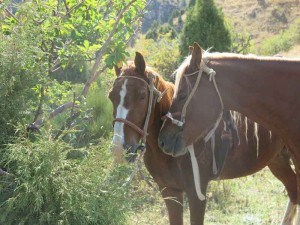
xmin=158 ymin=42 xmax=300 ymax=224
xmin=109 ymin=52 xmax=296 ymax=225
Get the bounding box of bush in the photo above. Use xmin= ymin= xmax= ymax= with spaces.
xmin=257 ymin=18 xmax=300 ymax=55
xmin=0 ymin=15 xmax=45 ymax=146
xmin=133 ymin=34 xmax=180 ymax=78
xmin=0 ymin=132 xmax=133 ymax=225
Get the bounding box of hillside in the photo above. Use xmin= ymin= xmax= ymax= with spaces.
xmin=214 ymin=0 xmax=300 ymax=53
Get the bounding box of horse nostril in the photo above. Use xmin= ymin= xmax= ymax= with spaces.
xmin=158 ymin=139 xmax=165 ymax=149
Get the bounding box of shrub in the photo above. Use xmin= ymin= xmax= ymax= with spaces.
xmin=257 ymin=18 xmax=300 ymax=55
xmin=0 ymin=132 xmax=133 ymax=225
xmin=133 ymin=34 xmax=180 ymax=78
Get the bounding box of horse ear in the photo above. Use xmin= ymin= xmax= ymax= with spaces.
xmin=134 ymin=52 xmax=146 ymax=75
xmin=114 ymin=61 xmax=123 ymax=76
xmin=190 ymin=42 xmax=202 ymax=69
xmin=188 ymin=46 xmax=194 ymax=55
xmin=114 ymin=65 xmax=121 ymax=76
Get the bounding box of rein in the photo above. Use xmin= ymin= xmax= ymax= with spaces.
xmin=113 ymin=73 xmax=167 ymax=184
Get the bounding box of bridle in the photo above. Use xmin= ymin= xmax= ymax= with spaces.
xmin=161 ymin=60 xmax=225 ymax=201
xmin=164 ymin=60 xmax=224 ymax=143
xmin=112 ymin=73 xmax=167 ymax=144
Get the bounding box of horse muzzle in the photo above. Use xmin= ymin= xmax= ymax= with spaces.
xmin=158 ymin=121 xmax=187 ymax=157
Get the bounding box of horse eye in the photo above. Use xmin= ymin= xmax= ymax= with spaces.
xmin=139 ymin=91 xmax=146 ymax=100
xmin=178 ymin=92 xmax=187 ymax=101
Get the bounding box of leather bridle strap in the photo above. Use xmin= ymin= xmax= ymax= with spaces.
xmin=113 ymin=118 xmax=146 ymax=137
xmin=113 ymin=74 xmax=167 ymax=143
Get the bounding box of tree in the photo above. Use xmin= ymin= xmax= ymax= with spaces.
xmin=0 ymin=0 xmax=147 ymax=139
xmin=180 ymin=0 xmax=231 ymax=56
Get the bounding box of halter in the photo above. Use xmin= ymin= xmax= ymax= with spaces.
xmin=161 ymin=61 xmax=225 ymax=201
xmin=113 ymin=74 xmax=167 ymax=144
xmin=164 ymin=60 xmax=224 ymax=143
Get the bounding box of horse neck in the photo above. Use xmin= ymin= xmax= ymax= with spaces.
xmin=211 ymin=56 xmax=300 ymax=142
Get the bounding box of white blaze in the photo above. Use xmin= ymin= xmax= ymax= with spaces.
xmin=111 ymin=79 xmax=128 ymax=161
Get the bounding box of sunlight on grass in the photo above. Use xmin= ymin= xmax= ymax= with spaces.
xmin=128 ymin=167 xmax=287 ymax=225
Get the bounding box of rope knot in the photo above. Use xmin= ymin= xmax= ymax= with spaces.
xmin=201 ymin=62 xmax=216 ymax=82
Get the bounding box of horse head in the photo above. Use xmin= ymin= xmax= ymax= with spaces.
xmin=109 ymin=52 xmax=173 ymax=163
xmin=158 ymin=42 xmax=223 ymax=157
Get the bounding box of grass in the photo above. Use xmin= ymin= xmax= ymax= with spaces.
xmin=127 ymin=167 xmax=287 ymax=225
xmin=214 ymin=0 xmax=300 ymax=52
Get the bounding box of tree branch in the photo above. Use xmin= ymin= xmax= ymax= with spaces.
xmin=4 ymin=8 xmax=19 ymax=23
xmin=28 ymin=0 xmax=141 ymax=130
xmin=80 ymin=65 xmax=108 ymax=98
xmin=88 ymin=0 xmax=138 ymax=85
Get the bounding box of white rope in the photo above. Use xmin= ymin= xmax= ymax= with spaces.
xmin=164 ymin=112 xmax=184 ymax=127
xmin=280 ymin=200 xmax=296 ymax=225
xmin=294 ymin=205 xmax=300 ymax=225
xmin=187 ymin=144 xmax=206 ymax=201
xmin=204 ymin=111 xmax=223 ymax=143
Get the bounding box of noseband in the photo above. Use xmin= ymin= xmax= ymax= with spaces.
xmin=113 ymin=73 xmax=167 ymax=144
xmin=164 ymin=60 xmax=224 ymax=143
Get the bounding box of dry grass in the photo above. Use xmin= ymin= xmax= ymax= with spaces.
xmin=280 ymin=44 xmax=300 ymax=56
xmin=214 ymin=0 xmax=300 ymax=47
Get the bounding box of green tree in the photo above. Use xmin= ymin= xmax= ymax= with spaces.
xmin=180 ymin=0 xmax=231 ymax=56
xmin=0 ymin=0 xmax=146 ymax=142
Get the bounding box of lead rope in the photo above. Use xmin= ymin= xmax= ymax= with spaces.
xmin=187 ymin=144 xmax=206 ymax=201
xmin=163 ymin=60 xmax=224 ymax=201
xmin=181 ymin=61 xmax=224 ymax=201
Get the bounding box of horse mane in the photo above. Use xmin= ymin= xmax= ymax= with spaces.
xmin=203 ymin=52 xmax=300 ymax=62
xmin=174 ymin=52 xmax=300 ymax=94
xmin=230 ymin=111 xmax=275 ymax=155
xmin=155 ymin=75 xmax=174 ymax=116
xmin=174 ymin=55 xmax=192 ymax=97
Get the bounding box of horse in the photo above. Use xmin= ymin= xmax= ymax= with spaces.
xmin=109 ymin=52 xmax=296 ymax=225
xmin=158 ymin=42 xmax=300 ymax=224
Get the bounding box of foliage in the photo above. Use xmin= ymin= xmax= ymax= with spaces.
xmin=180 ymin=0 xmax=231 ymax=57
xmin=0 ymin=1 xmax=147 ymax=223
xmin=224 ymin=17 xmax=252 ymax=54
xmin=0 ymin=14 xmax=44 ymax=146
xmin=0 ymin=133 xmax=134 ymax=225
xmin=0 ymin=0 xmax=147 ymax=145
xmin=257 ymin=18 xmax=300 ymax=55
xmin=134 ymin=34 xmax=180 ymax=78
xmin=55 ymin=76 xmax=114 ymax=147
xmin=145 ymin=21 xmax=177 ymax=41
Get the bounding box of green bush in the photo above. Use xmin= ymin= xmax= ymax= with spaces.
xmin=0 ymin=133 xmax=133 ymax=225
xmin=0 ymin=15 xmax=45 ymax=146
xmin=133 ymin=34 xmax=180 ymax=78
xmin=257 ymin=18 xmax=300 ymax=55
